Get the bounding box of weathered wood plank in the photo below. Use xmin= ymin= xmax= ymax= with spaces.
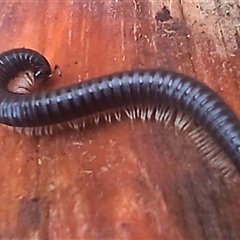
xmin=0 ymin=0 xmax=240 ymax=239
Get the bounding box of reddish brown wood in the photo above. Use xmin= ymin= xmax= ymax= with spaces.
xmin=0 ymin=0 xmax=240 ymax=239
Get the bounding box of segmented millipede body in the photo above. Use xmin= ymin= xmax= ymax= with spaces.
xmin=0 ymin=48 xmax=240 ymax=172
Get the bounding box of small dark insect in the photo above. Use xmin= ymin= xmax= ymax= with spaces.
xmin=0 ymin=48 xmax=240 ymax=174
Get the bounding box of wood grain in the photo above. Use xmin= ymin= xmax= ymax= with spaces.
xmin=0 ymin=0 xmax=240 ymax=239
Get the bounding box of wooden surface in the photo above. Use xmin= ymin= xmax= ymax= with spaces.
xmin=0 ymin=0 xmax=240 ymax=239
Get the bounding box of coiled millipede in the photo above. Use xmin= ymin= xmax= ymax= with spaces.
xmin=0 ymin=48 xmax=240 ymax=175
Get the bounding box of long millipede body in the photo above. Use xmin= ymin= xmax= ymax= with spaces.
xmin=0 ymin=48 xmax=240 ymax=172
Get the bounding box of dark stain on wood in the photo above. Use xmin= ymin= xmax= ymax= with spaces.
xmin=18 ymin=197 xmax=41 ymax=229
xmin=155 ymin=6 xmax=172 ymax=22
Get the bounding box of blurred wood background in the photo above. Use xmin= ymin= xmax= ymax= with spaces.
xmin=0 ymin=0 xmax=240 ymax=239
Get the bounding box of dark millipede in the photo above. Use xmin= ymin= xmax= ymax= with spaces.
xmin=0 ymin=48 xmax=240 ymax=172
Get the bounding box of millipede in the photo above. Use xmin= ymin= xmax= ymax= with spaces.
xmin=0 ymin=48 xmax=240 ymax=174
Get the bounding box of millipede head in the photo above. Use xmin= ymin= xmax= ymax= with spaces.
xmin=33 ymin=66 xmax=52 ymax=81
